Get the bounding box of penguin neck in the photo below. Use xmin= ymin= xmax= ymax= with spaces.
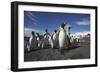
xmin=60 ymin=27 xmax=65 ymax=32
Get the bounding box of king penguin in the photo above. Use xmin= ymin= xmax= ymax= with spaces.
xmin=59 ymin=23 xmax=67 ymax=49
xmin=52 ymin=30 xmax=58 ymax=48
xmin=27 ymin=31 xmax=37 ymax=51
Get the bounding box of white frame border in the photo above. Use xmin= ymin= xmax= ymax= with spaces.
xmin=18 ymin=5 xmax=96 ymax=69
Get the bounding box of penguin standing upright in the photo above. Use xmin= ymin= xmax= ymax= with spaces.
xmin=48 ymin=36 xmax=54 ymax=48
xmin=65 ymin=24 xmax=71 ymax=47
xmin=52 ymin=30 xmax=59 ymax=48
xmin=36 ymin=33 xmax=42 ymax=48
xmin=27 ymin=31 xmax=37 ymax=51
xmin=42 ymin=29 xmax=50 ymax=48
xmin=59 ymin=23 xmax=67 ymax=49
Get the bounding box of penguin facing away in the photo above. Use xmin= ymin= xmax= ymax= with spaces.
xmin=59 ymin=23 xmax=67 ymax=49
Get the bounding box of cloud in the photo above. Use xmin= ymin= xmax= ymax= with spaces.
xmin=71 ymin=31 xmax=90 ymax=38
xmin=76 ymin=19 xmax=90 ymax=25
xmin=24 ymin=28 xmax=43 ymax=37
xmin=25 ymin=11 xmax=38 ymax=25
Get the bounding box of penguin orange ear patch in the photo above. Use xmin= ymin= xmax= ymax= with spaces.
xmin=11 ymin=1 xmax=97 ymax=71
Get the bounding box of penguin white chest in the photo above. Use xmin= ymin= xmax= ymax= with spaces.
xmin=59 ymin=31 xmax=66 ymax=48
xmin=53 ymin=33 xmax=58 ymax=41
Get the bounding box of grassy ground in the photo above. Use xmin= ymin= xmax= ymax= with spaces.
xmin=24 ymin=37 xmax=90 ymax=62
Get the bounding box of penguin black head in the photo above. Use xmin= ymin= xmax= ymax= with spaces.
xmin=45 ymin=29 xmax=48 ymax=32
xmin=54 ymin=29 xmax=57 ymax=33
xmin=36 ymin=33 xmax=39 ymax=36
xmin=69 ymin=27 xmax=71 ymax=30
xmin=61 ymin=23 xmax=66 ymax=28
xmin=31 ymin=31 xmax=35 ymax=36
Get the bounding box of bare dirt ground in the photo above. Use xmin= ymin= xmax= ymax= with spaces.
xmin=24 ymin=37 xmax=90 ymax=62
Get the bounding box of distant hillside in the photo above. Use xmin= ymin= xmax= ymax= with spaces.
xmin=79 ymin=34 xmax=90 ymax=43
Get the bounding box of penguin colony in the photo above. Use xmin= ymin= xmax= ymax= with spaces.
xmin=27 ymin=23 xmax=79 ymax=51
